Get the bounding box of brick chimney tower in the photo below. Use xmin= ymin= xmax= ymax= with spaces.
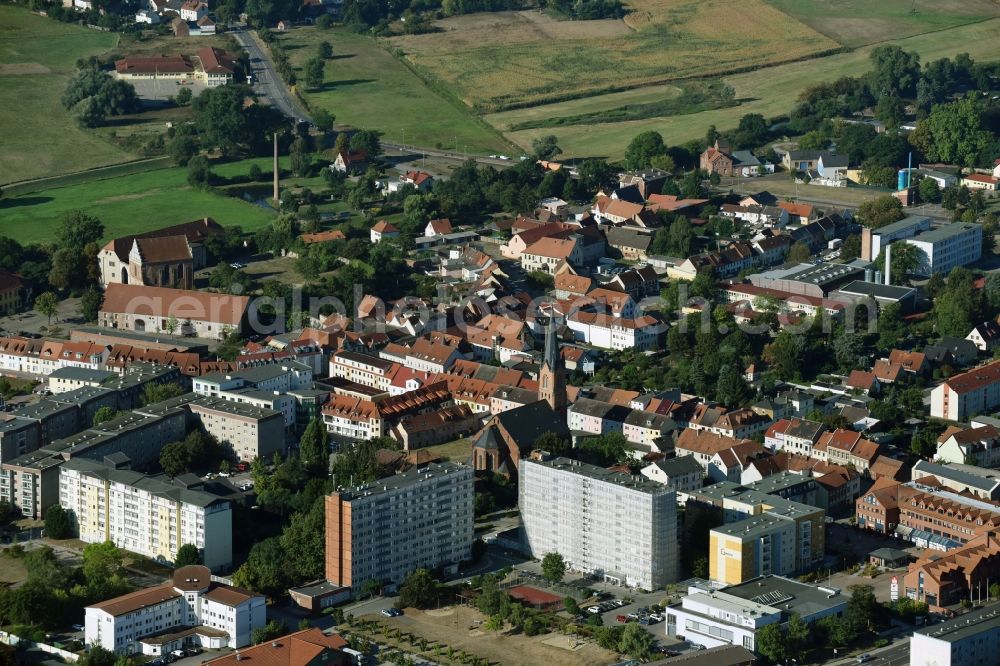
xmin=272 ymin=132 xmax=280 ymax=204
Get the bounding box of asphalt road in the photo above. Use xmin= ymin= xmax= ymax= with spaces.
xmin=231 ymin=29 xmax=310 ymax=123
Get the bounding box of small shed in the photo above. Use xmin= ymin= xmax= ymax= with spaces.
xmin=869 ymin=547 xmax=911 ymax=569
xmin=288 ymin=580 xmax=351 ymax=611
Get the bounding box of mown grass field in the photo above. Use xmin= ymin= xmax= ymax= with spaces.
xmin=273 ymin=27 xmax=509 ymax=153
xmin=390 ymin=0 xmax=839 ymax=111
xmin=0 ymin=6 xmax=134 ymax=185
xmin=765 ymin=0 xmax=1000 ymax=47
xmin=497 ymin=18 xmax=1000 ymax=159
xmin=0 ymin=165 xmax=275 ymax=244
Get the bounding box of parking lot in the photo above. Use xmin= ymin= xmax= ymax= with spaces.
xmin=128 ymin=77 xmax=207 ymax=103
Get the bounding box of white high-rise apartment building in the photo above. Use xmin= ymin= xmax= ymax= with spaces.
xmin=59 ymin=458 xmax=232 ymax=571
xmin=325 ymin=461 xmax=474 ymax=593
xmin=520 ymin=456 xmax=678 ymax=590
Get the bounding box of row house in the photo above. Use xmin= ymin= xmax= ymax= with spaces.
xmin=321 ymin=382 xmax=452 ymax=443
xmin=674 ymin=428 xmax=755 ymax=472
xmin=671 ymin=242 xmax=756 ymax=281
xmin=688 ymin=405 xmax=771 ymax=440
xmin=764 ymin=418 xmax=826 ymax=456
xmin=719 ymin=204 xmax=789 ymax=228
xmin=814 ymin=428 xmax=881 ymax=473
xmin=567 ymin=398 xmax=675 ymax=452
xmin=328 ymin=350 xmax=396 ymax=391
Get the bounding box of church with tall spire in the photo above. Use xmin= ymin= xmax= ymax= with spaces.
xmin=538 ymin=318 xmax=567 ymax=414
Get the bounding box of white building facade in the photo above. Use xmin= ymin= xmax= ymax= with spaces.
xmin=85 ymin=565 xmax=265 ymax=656
xmin=59 ymin=458 xmax=233 ymax=571
xmin=520 ymin=457 xmax=678 ymax=589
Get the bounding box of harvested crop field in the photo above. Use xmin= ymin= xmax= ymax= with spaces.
xmin=766 ymin=0 xmax=1000 ymax=47
xmin=498 ymin=17 xmax=1000 ymax=159
xmin=390 ymin=0 xmax=839 ymax=111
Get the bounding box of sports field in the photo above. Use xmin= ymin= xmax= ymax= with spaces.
xmin=390 ymin=0 xmax=839 ymax=111
xmin=0 ymin=6 xmax=133 ymax=185
xmin=496 ymin=18 xmax=1000 ymax=159
xmin=274 ymin=27 xmax=510 ymax=153
xmin=0 ymin=165 xmax=275 ymax=244
xmin=765 ymin=0 xmax=1000 ymax=47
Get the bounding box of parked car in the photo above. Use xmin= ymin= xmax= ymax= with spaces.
xmin=230 ymin=262 xmax=246 ymax=269
xmin=381 ymin=608 xmax=403 ymax=617
xmin=616 ymin=615 xmax=627 ymax=623
xmin=171 ymin=650 xmax=186 ymax=658
xmin=856 ymin=656 xmax=872 ymax=664
xmin=586 ymin=606 xmax=602 ymax=614
xmin=186 ymin=648 xmax=202 ymax=656
xmin=71 ymin=624 xmax=84 ymax=631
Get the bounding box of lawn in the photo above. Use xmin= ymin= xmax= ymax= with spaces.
xmin=0 ymin=551 xmax=27 ymax=585
xmin=766 ymin=0 xmax=1000 ymax=47
xmin=0 ymin=164 xmax=276 ymax=244
xmin=499 ymin=18 xmax=1000 ymax=159
xmin=420 ymin=438 xmax=474 ymax=464
xmin=390 ymin=0 xmax=839 ymax=111
xmin=273 ymin=26 xmax=509 ymax=154
xmin=0 ymin=6 xmax=135 ymax=185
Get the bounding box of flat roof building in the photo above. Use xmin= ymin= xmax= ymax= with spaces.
xmin=910 ymin=604 xmax=1000 ymax=666
xmin=325 ymin=462 xmax=474 ymax=595
xmin=520 ymin=456 xmax=678 ymax=589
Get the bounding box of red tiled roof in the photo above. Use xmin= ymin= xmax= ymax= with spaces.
xmin=372 ymin=220 xmax=399 ymax=234
xmin=115 ymin=54 xmax=193 ymax=75
xmin=100 ymin=284 xmax=249 ymax=326
xmin=944 ymin=360 xmax=1000 ymax=394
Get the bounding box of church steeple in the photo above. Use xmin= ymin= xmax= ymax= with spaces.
xmin=539 ymin=318 xmax=567 ymax=414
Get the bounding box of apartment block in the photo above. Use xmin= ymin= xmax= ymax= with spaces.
xmin=0 ymin=410 xmax=187 ymax=519
xmin=188 ymin=397 xmax=285 ymax=462
xmin=686 ymin=480 xmax=825 ymax=585
xmin=193 ymin=361 xmax=313 ymax=397
xmin=328 ymin=351 xmax=396 ymax=391
xmin=325 ymin=462 xmax=474 ymax=594
xmin=931 ymin=360 xmax=1000 ymax=421
xmin=59 ymin=458 xmax=233 ymax=571
xmin=85 ymin=565 xmax=264 ymax=655
xmin=519 ymin=457 xmax=678 ymax=589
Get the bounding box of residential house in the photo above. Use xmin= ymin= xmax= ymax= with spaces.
xmin=640 ymin=455 xmax=703 ymax=495
xmin=605 ymin=227 xmax=653 ymax=261
xmin=424 ymin=218 xmax=453 ymax=237
xmin=370 ymin=220 xmax=400 ymax=243
xmin=764 ymin=418 xmax=826 ymax=456
xmin=331 ymin=149 xmax=368 ymax=174
xmin=777 ymin=201 xmax=816 ymax=225
xmin=520 ymin=237 xmax=581 ymax=273
xmin=936 ymin=425 xmax=1000 ymax=467
xmin=967 ymin=321 xmax=1000 ymax=352
xmin=815 ymin=429 xmax=880 ymax=473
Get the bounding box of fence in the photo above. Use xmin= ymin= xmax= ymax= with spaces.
xmin=0 ymin=631 xmax=81 ymax=662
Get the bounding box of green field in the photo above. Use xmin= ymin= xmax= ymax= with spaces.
xmin=0 ymin=6 xmax=136 ymax=185
xmin=497 ymin=18 xmax=1000 ymax=159
xmin=0 ymin=165 xmax=275 ymax=244
xmin=274 ymin=27 xmax=510 ymax=153
xmin=765 ymin=0 xmax=1000 ymax=47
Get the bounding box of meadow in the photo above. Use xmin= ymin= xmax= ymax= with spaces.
xmin=765 ymin=0 xmax=1000 ymax=47
xmin=390 ymin=0 xmax=840 ymax=111
xmin=0 ymin=165 xmax=275 ymax=244
xmin=0 ymin=6 xmax=134 ymax=185
xmin=274 ymin=27 xmax=510 ymax=153
xmin=495 ymin=18 xmax=1000 ymax=159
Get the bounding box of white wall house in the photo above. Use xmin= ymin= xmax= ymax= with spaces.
xmin=85 ymin=565 xmax=265 ymax=656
